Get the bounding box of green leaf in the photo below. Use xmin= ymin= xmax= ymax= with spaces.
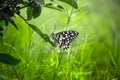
xmin=33 ymin=6 xmax=42 ymax=18
xmin=0 ymin=54 xmax=20 ymax=66
xmin=59 ymin=0 xmax=78 ymax=9
xmin=18 ymin=13 xmax=54 ymax=46
xmin=26 ymin=0 xmax=43 ymax=19
xmin=32 ymin=0 xmax=43 ymax=18
xmin=28 ymin=23 xmax=54 ymax=46
xmin=45 ymin=3 xmax=65 ymax=12
xmin=8 ymin=19 xmax=18 ymax=30
xmin=27 ymin=6 xmax=33 ymax=20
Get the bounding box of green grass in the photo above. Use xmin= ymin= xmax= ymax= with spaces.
xmin=0 ymin=0 xmax=120 ymax=80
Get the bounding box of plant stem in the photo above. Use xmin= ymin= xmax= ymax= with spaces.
xmin=12 ymin=66 xmax=20 ymax=80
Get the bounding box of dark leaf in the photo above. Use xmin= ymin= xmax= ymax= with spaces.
xmin=32 ymin=0 xmax=44 ymax=18
xmin=8 ymin=19 xmax=18 ymax=30
xmin=28 ymin=0 xmax=32 ymax=2
xmin=59 ymin=0 xmax=78 ymax=9
xmin=0 ymin=54 xmax=20 ymax=66
xmin=26 ymin=0 xmax=43 ymax=19
xmin=0 ymin=26 xmax=3 ymax=31
xmin=0 ymin=35 xmax=3 ymax=44
xmin=0 ymin=33 xmax=3 ymax=37
xmin=45 ymin=3 xmax=65 ymax=12
xmin=33 ymin=5 xmax=42 ymax=18
xmin=28 ymin=23 xmax=54 ymax=46
xmin=5 ymin=20 xmax=8 ymax=26
xmin=27 ymin=6 xmax=33 ymax=20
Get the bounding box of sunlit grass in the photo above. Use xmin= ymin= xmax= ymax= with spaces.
xmin=0 ymin=0 xmax=120 ymax=80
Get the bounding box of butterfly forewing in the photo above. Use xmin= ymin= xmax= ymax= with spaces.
xmin=52 ymin=30 xmax=79 ymax=50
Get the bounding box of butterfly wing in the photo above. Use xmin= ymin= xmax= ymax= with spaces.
xmin=56 ymin=30 xmax=79 ymax=50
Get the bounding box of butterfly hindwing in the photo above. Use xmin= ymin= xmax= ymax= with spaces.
xmin=51 ymin=30 xmax=79 ymax=50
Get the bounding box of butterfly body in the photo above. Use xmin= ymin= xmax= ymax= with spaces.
xmin=51 ymin=30 xmax=79 ymax=50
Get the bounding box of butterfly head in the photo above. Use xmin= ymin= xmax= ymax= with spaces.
xmin=51 ymin=33 xmax=55 ymax=40
xmin=51 ymin=33 xmax=58 ymax=47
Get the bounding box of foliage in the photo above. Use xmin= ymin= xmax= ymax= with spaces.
xmin=0 ymin=0 xmax=120 ymax=80
xmin=0 ymin=53 xmax=20 ymax=65
xmin=0 ymin=0 xmax=78 ymax=65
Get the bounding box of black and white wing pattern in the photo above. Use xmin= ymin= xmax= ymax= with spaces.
xmin=51 ymin=30 xmax=79 ymax=50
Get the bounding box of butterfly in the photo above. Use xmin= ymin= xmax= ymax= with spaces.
xmin=51 ymin=30 xmax=79 ymax=50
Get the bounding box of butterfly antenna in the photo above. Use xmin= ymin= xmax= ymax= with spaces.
xmin=53 ymin=25 xmax=56 ymax=33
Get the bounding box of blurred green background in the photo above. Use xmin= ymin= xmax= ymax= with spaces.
xmin=0 ymin=0 xmax=120 ymax=80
